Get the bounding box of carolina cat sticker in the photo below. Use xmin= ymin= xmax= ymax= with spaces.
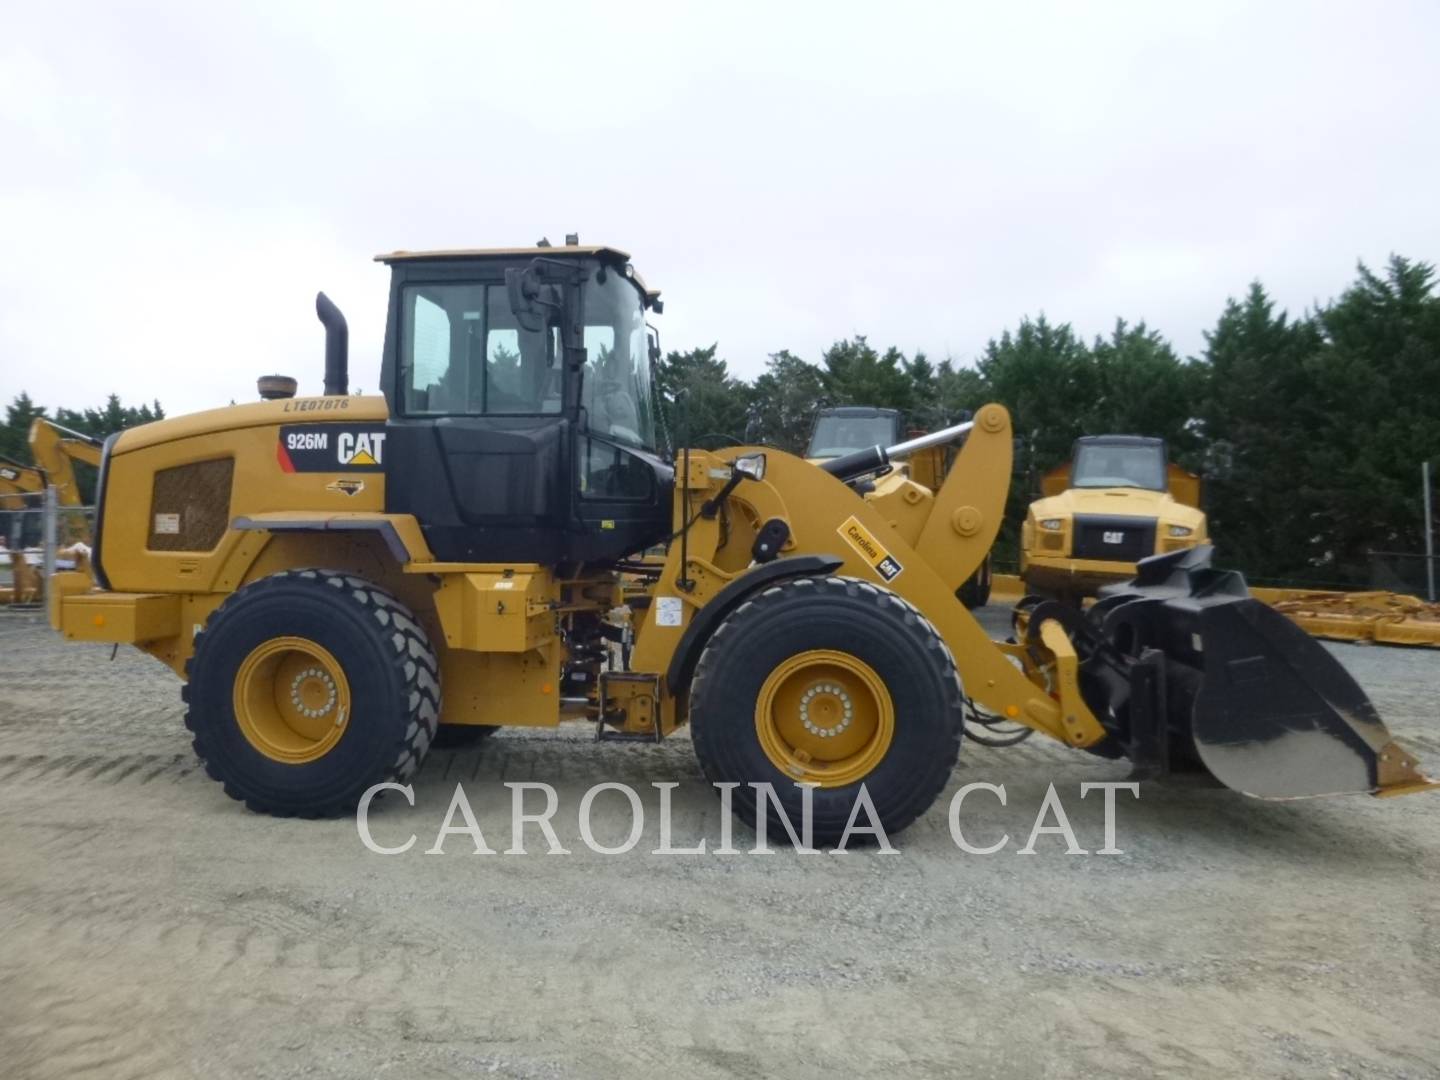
xmin=277 ymin=424 xmax=386 ymax=473
xmin=837 ymin=515 xmax=904 ymax=582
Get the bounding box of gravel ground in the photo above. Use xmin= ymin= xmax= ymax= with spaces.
xmin=2 ymin=605 xmax=1439 ymax=1079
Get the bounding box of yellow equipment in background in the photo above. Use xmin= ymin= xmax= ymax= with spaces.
xmin=28 ymin=419 xmax=102 ymax=507
xmin=0 ymin=423 xmax=100 ymax=604
xmin=41 ymin=243 xmax=1437 ymax=840
xmin=1 ymin=460 xmax=44 ymax=603
xmin=1 ymin=459 xmax=45 ymax=511
xmin=1021 ymin=435 xmax=1207 ymax=603
xmin=1252 ymin=587 xmax=1440 ymax=648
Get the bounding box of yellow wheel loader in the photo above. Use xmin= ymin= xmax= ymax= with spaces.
xmin=1021 ymin=435 xmax=1207 ymax=604
xmin=45 ymin=243 xmax=1436 ymax=840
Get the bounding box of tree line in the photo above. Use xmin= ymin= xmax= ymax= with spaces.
xmin=3 ymin=256 xmax=1436 ymax=585
xmin=659 ymin=256 xmax=1440 ymax=586
xmin=1 ymin=393 xmax=164 ymax=505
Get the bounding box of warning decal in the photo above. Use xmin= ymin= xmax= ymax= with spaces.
xmin=837 ymin=514 xmax=904 ymax=582
xmin=655 ymin=596 xmax=684 ymax=627
xmin=277 ymin=424 xmax=387 ymax=473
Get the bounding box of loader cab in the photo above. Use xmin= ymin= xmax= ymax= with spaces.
xmin=377 ymin=245 xmax=672 ymax=565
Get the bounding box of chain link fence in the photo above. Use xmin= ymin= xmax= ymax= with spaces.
xmin=0 ymin=491 xmax=95 ymax=607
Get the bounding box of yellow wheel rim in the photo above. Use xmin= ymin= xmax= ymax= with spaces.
xmin=233 ymin=636 xmax=351 ymax=764
xmin=754 ymin=649 xmax=895 ymax=787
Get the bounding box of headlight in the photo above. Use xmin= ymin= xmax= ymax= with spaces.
xmin=1039 ymin=518 xmax=1063 ymax=531
xmin=1167 ymin=524 xmax=1193 ymax=538
xmin=733 ymin=453 xmax=766 ymax=481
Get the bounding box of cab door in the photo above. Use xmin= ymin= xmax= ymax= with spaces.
xmin=384 ymin=273 xmax=574 ymax=564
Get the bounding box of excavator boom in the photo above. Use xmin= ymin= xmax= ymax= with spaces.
xmin=0 ymin=457 xmax=45 ymax=511
xmin=28 ymin=419 xmax=101 ymax=507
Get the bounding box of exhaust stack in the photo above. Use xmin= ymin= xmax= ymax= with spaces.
xmin=316 ymin=292 xmax=348 ymax=396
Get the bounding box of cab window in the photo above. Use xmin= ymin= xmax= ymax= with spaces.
xmin=1072 ymin=444 xmax=1167 ymax=491
xmin=578 ymin=436 xmax=656 ymax=501
xmin=400 ymin=283 xmax=561 ymax=415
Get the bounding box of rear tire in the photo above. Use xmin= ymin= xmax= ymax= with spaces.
xmin=183 ymin=569 xmax=440 ymax=816
xmin=690 ymin=575 xmax=963 ymax=846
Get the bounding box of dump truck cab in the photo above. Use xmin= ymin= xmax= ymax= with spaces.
xmin=378 ymin=245 xmax=672 ymax=564
xmin=1021 ymin=434 xmax=1207 ymax=602
xmin=805 ymin=407 xmax=904 ymax=462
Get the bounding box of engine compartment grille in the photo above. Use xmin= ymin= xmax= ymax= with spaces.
xmin=147 ymin=458 xmax=234 ymax=551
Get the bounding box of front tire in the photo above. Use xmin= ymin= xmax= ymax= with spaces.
xmin=690 ymin=575 xmax=963 ymax=845
xmin=183 ymin=569 xmax=440 ymax=816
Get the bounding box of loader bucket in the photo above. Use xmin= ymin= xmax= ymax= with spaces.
xmin=1083 ymin=547 xmax=1437 ymax=800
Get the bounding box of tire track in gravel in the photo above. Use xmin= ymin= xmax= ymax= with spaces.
xmin=0 ymin=736 xmax=710 ymax=794
xmin=2 ymin=867 xmax=497 ymax=1077
xmin=0 ymin=751 xmax=194 ymax=786
xmin=5 ymin=608 xmax=1440 ymax=1079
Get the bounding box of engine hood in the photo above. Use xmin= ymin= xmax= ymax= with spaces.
xmin=114 ymin=396 xmax=390 ymax=455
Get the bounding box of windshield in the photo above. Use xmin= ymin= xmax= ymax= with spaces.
xmin=580 ymin=269 xmax=656 ymax=451
xmin=1072 ymin=443 xmax=1167 ymax=491
xmin=807 ymin=414 xmax=900 ymax=459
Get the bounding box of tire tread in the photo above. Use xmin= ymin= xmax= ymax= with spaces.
xmin=183 ymin=569 xmax=440 ymax=817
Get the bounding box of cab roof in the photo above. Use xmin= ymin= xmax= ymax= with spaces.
xmin=373 ymin=244 xmax=659 ymax=304
xmin=1076 ymin=434 xmax=1164 ymax=447
xmin=817 ymin=406 xmax=902 ymax=418
xmin=374 ymin=245 xmax=631 ymax=264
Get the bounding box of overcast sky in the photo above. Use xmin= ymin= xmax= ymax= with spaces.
xmin=2 ymin=2 xmax=1437 ymax=415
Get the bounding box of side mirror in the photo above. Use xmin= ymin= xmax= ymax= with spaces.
xmin=505 ymin=263 xmax=560 ymax=333
xmin=647 ymin=324 xmax=662 ymax=364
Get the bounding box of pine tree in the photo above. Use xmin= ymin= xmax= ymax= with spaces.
xmin=747 ymin=350 xmax=828 ymax=451
xmin=1198 ymin=283 xmax=1324 ymax=579
xmin=1085 ymin=319 xmax=1199 ymax=463
xmin=656 ymin=346 xmax=752 ymax=448
xmin=821 ymin=337 xmax=914 ymax=411
xmin=1306 ymin=257 xmax=1440 ymax=581
xmin=1 ymin=392 xmax=47 ymax=462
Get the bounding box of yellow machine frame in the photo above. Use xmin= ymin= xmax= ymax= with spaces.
xmin=50 ymin=401 xmax=1105 ymax=749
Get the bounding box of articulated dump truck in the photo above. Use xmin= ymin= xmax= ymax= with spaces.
xmin=47 ymin=243 xmax=1436 ymax=842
